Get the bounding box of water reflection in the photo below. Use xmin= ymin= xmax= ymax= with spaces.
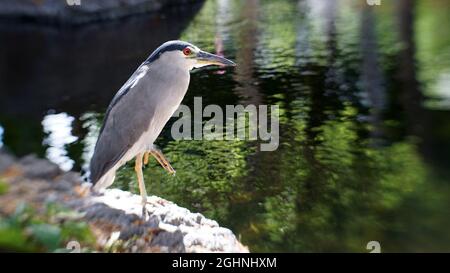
xmin=0 ymin=125 xmax=3 ymax=148
xmin=1 ymin=0 xmax=450 ymax=252
xmin=431 ymin=72 xmax=450 ymax=109
xmin=79 ymin=112 xmax=102 ymax=177
xmin=416 ymin=0 xmax=450 ymax=110
xmin=0 ymin=4 xmax=203 ymax=161
xmin=42 ymin=112 xmax=77 ymax=171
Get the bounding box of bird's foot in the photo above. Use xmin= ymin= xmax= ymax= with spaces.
xmin=141 ymin=197 xmax=149 ymax=220
xmin=150 ymin=149 xmax=176 ymax=176
xmin=141 ymin=206 xmax=148 ymax=220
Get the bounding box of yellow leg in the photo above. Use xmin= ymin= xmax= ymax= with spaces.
xmin=143 ymin=152 xmax=149 ymax=165
xmin=134 ymin=153 xmax=147 ymax=206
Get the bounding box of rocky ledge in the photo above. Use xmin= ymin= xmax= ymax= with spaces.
xmin=0 ymin=150 xmax=248 ymax=253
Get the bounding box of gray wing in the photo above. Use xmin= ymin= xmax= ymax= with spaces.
xmin=90 ymin=64 xmax=155 ymax=184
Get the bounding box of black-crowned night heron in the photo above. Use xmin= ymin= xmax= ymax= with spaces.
xmin=89 ymin=40 xmax=235 ymax=211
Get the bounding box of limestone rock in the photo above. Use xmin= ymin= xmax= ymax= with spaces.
xmin=0 ymin=150 xmax=248 ymax=253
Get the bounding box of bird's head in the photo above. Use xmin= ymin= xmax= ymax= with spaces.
xmin=145 ymin=40 xmax=236 ymax=71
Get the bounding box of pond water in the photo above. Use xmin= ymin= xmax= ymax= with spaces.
xmin=1 ymin=0 xmax=450 ymax=252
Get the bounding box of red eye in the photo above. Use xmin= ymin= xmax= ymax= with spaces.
xmin=183 ymin=47 xmax=192 ymax=56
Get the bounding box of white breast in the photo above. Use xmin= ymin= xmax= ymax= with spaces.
xmin=124 ymin=53 xmax=191 ymax=161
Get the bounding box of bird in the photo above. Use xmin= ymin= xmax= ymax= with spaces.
xmin=89 ymin=40 xmax=235 ymax=211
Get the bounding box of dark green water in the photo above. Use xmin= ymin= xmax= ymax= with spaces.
xmin=1 ymin=0 xmax=450 ymax=252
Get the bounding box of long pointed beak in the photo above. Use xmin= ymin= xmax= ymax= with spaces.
xmin=196 ymin=51 xmax=236 ymax=67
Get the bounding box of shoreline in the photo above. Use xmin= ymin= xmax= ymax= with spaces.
xmin=0 ymin=150 xmax=248 ymax=253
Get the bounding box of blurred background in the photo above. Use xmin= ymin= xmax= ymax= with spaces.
xmin=0 ymin=0 xmax=450 ymax=252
